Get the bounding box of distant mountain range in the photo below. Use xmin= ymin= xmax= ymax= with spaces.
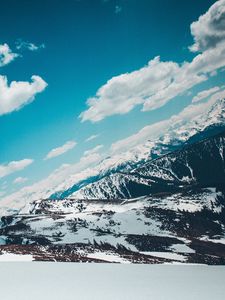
xmin=50 ymin=98 xmax=225 ymax=200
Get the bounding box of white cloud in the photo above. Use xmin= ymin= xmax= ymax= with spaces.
xmin=0 ymin=75 xmax=47 ymax=116
xmin=44 ymin=140 xmax=77 ymax=160
xmin=142 ymin=63 xmax=207 ymax=111
xmin=143 ymin=41 xmax=225 ymax=111
xmin=84 ymin=145 xmax=103 ymax=156
xmin=16 ymin=40 xmax=45 ymax=51
xmin=80 ymin=1 xmax=225 ymax=122
xmin=13 ymin=177 xmax=28 ymax=184
xmin=0 ymin=43 xmax=19 ymax=67
xmin=0 ymin=159 xmax=33 ymax=179
xmin=85 ymin=134 xmax=100 ymax=142
xmin=192 ymin=86 xmax=221 ymax=103
xmin=0 ymin=41 xmax=47 ymax=116
xmin=189 ymin=0 xmax=225 ymax=52
xmin=80 ymin=57 xmax=179 ymax=122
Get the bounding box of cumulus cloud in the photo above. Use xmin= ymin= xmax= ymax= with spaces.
xmin=0 ymin=41 xmax=47 ymax=115
xmin=190 ymin=0 xmax=225 ymax=52
xmin=80 ymin=57 xmax=179 ymax=122
xmin=80 ymin=0 xmax=225 ymax=122
xmin=13 ymin=177 xmax=28 ymax=184
xmin=192 ymin=86 xmax=221 ymax=103
xmin=85 ymin=134 xmax=100 ymax=142
xmin=0 ymin=43 xmax=19 ymax=67
xmin=0 ymin=159 xmax=33 ymax=179
xmin=84 ymin=145 xmax=103 ymax=156
xmin=0 ymin=75 xmax=47 ymax=116
xmin=44 ymin=140 xmax=77 ymax=160
xmin=16 ymin=40 xmax=45 ymax=51
xmin=143 ymin=41 xmax=225 ymax=111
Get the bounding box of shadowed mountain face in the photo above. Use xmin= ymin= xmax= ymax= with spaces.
xmin=62 ymin=131 xmax=225 ymax=200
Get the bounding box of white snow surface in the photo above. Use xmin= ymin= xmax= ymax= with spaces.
xmin=0 ymin=263 xmax=225 ymax=300
xmin=0 ymin=252 xmax=33 ymax=262
xmin=6 ymin=188 xmax=220 ymax=252
xmin=87 ymin=252 xmax=130 ymax=263
xmin=141 ymin=251 xmax=187 ymax=262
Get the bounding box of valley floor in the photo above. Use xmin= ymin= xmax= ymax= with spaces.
xmin=1 ymin=188 xmax=225 ymax=265
xmin=0 ymin=263 xmax=224 ymax=300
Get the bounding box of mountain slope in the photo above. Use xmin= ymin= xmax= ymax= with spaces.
xmin=1 ymin=98 xmax=225 ymax=215
xmin=71 ymin=131 xmax=225 ymax=199
xmin=1 ymin=186 xmax=225 ymax=264
xmin=50 ymin=98 xmax=225 ymax=200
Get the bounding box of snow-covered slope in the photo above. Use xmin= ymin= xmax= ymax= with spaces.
xmin=71 ymin=131 xmax=225 ymax=199
xmin=1 ymin=186 xmax=225 ymax=264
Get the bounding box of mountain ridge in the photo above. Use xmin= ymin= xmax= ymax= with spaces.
xmin=70 ymin=130 xmax=225 ymax=199
xmin=49 ymin=99 xmax=225 ymax=200
xmin=0 ymin=98 xmax=225 ymax=215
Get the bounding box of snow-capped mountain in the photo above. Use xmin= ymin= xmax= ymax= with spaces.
xmin=70 ymin=130 xmax=225 ymax=199
xmin=51 ymin=98 xmax=225 ymax=200
xmin=1 ymin=98 xmax=225 ymax=214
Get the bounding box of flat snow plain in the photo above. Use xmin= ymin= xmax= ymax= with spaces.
xmin=0 ymin=263 xmax=225 ymax=300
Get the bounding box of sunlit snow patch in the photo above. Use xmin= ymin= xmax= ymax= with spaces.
xmin=141 ymin=251 xmax=187 ymax=262
xmin=87 ymin=252 xmax=130 ymax=263
xmin=0 ymin=251 xmax=34 ymax=262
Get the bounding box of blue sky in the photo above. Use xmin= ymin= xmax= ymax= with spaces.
xmin=1 ymin=0 xmax=225 ymax=197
